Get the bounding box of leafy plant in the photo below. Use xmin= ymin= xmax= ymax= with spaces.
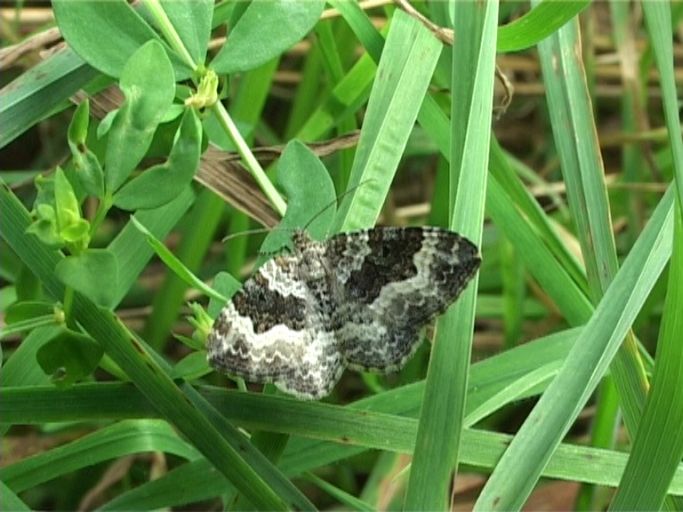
xmin=1 ymin=1 xmax=682 ymax=510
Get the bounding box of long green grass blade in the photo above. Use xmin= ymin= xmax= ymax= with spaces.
xmin=475 ymin=186 xmax=675 ymax=510
xmin=533 ymin=0 xmax=649 ymax=456
xmin=0 ymin=420 xmax=200 ymax=492
xmin=130 ymin=216 xmax=228 ymax=303
xmin=0 ymin=480 xmax=30 ymax=512
xmin=100 ymin=425 xmax=683 ymax=512
xmin=6 ymin=380 xmax=683 ymax=500
xmin=611 ymin=202 xmax=683 ymax=509
xmin=405 ymin=2 xmax=498 ymax=508
xmin=334 ymin=10 xmax=441 ymax=231
xmin=642 ymin=1 xmax=683 ymax=209
xmin=0 ymin=48 xmax=98 ymax=149
xmin=108 ymin=187 xmax=195 ymax=304
xmin=0 ymin=185 xmax=311 ymax=510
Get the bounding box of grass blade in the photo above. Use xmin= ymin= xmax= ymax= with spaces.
xmin=642 ymin=1 xmax=683 ymax=209
xmin=130 ymin=216 xmax=229 ymax=303
xmin=0 ymin=185 xmax=311 ymax=510
xmin=611 ymin=202 xmax=683 ymax=509
xmin=0 ymin=480 xmax=30 ymax=512
xmin=475 ymin=186 xmax=675 ymax=510
xmin=0 ymin=420 xmax=200 ymax=492
xmin=405 ymin=1 xmax=498 ymax=508
xmin=334 ymin=9 xmax=441 ymax=231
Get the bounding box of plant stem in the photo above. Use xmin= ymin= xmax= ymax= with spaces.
xmin=210 ymin=101 xmax=287 ymax=216
xmin=141 ymin=0 xmax=197 ymax=70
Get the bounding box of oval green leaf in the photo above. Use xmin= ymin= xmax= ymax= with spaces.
xmin=36 ymin=328 xmax=104 ymax=387
xmin=259 ymin=139 xmax=336 ymax=256
xmin=55 ymin=249 xmax=119 ymax=308
xmin=104 ymin=40 xmax=176 ymax=193
xmin=67 ymin=101 xmax=104 ymax=198
xmin=113 ymin=109 xmax=202 ymax=210
xmin=53 ymin=0 xmax=192 ymax=78
xmin=5 ymin=301 xmax=55 ymax=324
xmin=211 ymin=0 xmax=325 ymax=74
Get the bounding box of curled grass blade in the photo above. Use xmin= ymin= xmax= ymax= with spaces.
xmin=497 ymin=0 xmax=590 ymax=52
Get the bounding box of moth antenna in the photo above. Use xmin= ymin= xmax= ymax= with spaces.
xmin=302 ymin=179 xmax=375 ymax=233
xmin=223 ymin=180 xmax=374 ymax=245
xmin=221 ymin=227 xmax=271 ymax=244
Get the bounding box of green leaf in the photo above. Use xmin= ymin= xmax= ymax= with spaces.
xmin=36 ymin=328 xmax=104 ymax=387
xmin=53 ymin=167 xmax=82 ymax=232
xmin=130 ymin=216 xmax=227 ymax=304
xmin=67 ymin=100 xmax=104 ymax=197
xmin=67 ymin=98 xmax=89 ymax=143
xmin=328 ymin=0 xmax=384 ymax=62
xmin=0 ymin=315 xmax=57 ymax=340
xmin=405 ymin=1 xmax=497 ymax=508
xmin=0 ymin=481 xmax=29 ymax=512
xmin=26 ymin=203 xmax=61 ymax=248
xmin=52 ymin=0 xmax=191 ymax=79
xmin=156 ymin=0 xmax=212 ymax=66
xmin=611 ymin=202 xmax=683 ymax=509
xmin=171 ymin=351 xmax=212 ymax=381
xmin=0 ymin=327 xmax=58 ymax=393
xmin=333 ymin=10 xmax=442 ymax=232
xmin=497 ymin=0 xmax=590 ymax=52
xmin=55 ymin=249 xmax=119 ymax=308
xmin=105 ymin=40 xmax=176 ymax=193
xmin=475 ymin=186 xmax=675 ymax=510
xmin=113 ymin=109 xmax=202 ymax=210
xmin=260 ymin=139 xmax=337 ymax=255
xmin=60 ymin=219 xmax=90 ymax=246
xmin=98 ymin=109 xmax=118 ymax=138
xmin=0 ymin=420 xmax=201 ymax=493
xmin=208 ymin=271 xmax=241 ymax=318
xmin=211 ymin=0 xmax=326 ymax=74
xmin=5 ymin=301 xmax=55 ymax=324
xmin=53 ymin=167 xmax=90 ymax=252
xmin=32 ymin=174 xmax=55 ymax=209
xmin=183 ymin=302 xmax=214 ymax=349
xmin=0 ymin=47 xmax=99 ymax=150
xmin=642 ymin=1 xmax=683 ymax=217
xmin=173 ymin=333 xmax=204 ymax=352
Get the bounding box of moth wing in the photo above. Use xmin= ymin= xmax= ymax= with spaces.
xmin=326 ymin=227 xmax=480 ymax=372
xmin=207 ymin=256 xmax=343 ymax=400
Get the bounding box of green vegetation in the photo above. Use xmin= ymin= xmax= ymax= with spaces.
xmin=1 ymin=1 xmax=681 ymax=509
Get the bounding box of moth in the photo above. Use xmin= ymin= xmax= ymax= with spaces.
xmin=207 ymin=227 xmax=480 ymax=399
